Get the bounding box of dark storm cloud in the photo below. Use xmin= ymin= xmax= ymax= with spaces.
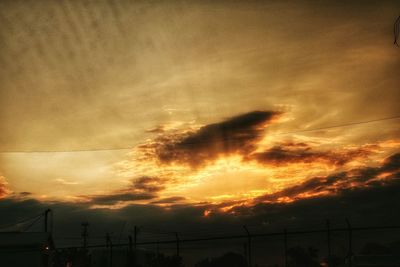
xmin=252 ymin=152 xmax=400 ymax=204
xmin=87 ymin=192 xmax=157 ymax=205
xmin=382 ymin=153 xmax=400 ymax=171
xmin=131 ymin=176 xmax=166 ymax=193
xmin=229 ymin=179 xmax=400 ymax=233
xmin=82 ymin=176 xmax=169 ymax=205
xmin=0 ymin=154 xmax=399 ymax=248
xmin=1 ymin=174 xmax=400 ymax=247
xmin=148 ymin=111 xmax=281 ymax=167
xmin=142 ymin=111 xmax=380 ymax=169
xmin=80 ymin=152 xmax=399 ymax=207
xmin=249 ymin=142 xmax=374 ymax=166
xmin=150 ymin=196 xmax=186 ymax=204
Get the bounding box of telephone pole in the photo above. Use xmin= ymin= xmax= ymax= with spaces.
xmin=175 ymin=232 xmax=180 ymax=257
xmin=81 ymin=222 xmax=89 ymax=249
xmin=284 ymin=229 xmax=288 ymax=267
xmin=346 ymin=219 xmax=353 ymax=267
xmin=326 ymin=220 xmax=332 ymax=265
xmin=128 ymin=235 xmax=133 ymax=267
xmin=243 ymin=225 xmax=252 ymax=267
xmin=44 ymin=209 xmax=52 ymax=233
xmin=133 ymin=226 xmax=138 ymax=267
xmin=106 ymin=233 xmax=113 ymax=267
xmin=243 ymin=243 xmax=248 ymax=266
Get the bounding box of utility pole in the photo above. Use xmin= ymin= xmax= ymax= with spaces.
xmin=44 ymin=209 xmax=52 ymax=233
xmin=128 ymin=235 xmax=133 ymax=267
xmin=106 ymin=233 xmax=113 ymax=267
xmin=243 ymin=225 xmax=252 ymax=267
xmin=81 ymin=222 xmax=89 ymax=249
xmin=243 ymin=243 xmax=248 ymax=267
xmin=156 ymin=240 xmax=160 ymax=256
xmin=133 ymin=226 xmax=138 ymax=267
xmin=326 ymin=220 xmax=332 ymax=265
xmin=175 ymin=232 xmax=180 ymax=258
xmin=129 ymin=235 xmax=133 ymax=251
xmin=345 ymin=219 xmax=353 ymax=267
xmin=284 ymin=229 xmax=288 ymax=267
xmin=133 ymin=226 xmax=138 ymax=249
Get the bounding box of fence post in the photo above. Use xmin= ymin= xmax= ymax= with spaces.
xmin=128 ymin=235 xmax=133 ymax=267
xmin=243 ymin=225 xmax=252 ymax=267
xmin=326 ymin=220 xmax=331 ymax=265
xmin=106 ymin=233 xmax=113 ymax=267
xmin=133 ymin=226 xmax=138 ymax=267
xmin=243 ymin=243 xmax=248 ymax=267
xmin=81 ymin=222 xmax=89 ymax=249
xmin=345 ymin=219 xmax=353 ymax=267
xmin=284 ymin=229 xmax=288 ymax=267
xmin=44 ymin=209 xmax=52 ymax=233
xmin=175 ymin=232 xmax=180 ymax=258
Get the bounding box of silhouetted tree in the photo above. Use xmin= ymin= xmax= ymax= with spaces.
xmin=322 ymin=255 xmax=344 ymax=267
xmin=195 ymin=252 xmax=247 ymax=267
xmin=287 ymin=246 xmax=320 ymax=267
xmin=360 ymin=242 xmax=391 ymax=255
xmin=148 ymin=254 xmax=184 ymax=267
xmin=389 ymin=240 xmax=400 ymax=255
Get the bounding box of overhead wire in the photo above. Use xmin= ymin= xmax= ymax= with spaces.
xmin=0 ymin=115 xmax=399 ymax=154
xmin=277 ymin=115 xmax=400 ymax=135
xmin=0 ymin=213 xmax=44 ymax=230
xmin=22 ymin=215 xmax=44 ymax=232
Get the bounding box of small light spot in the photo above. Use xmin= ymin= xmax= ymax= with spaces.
xmin=203 ymin=209 xmax=211 ymax=217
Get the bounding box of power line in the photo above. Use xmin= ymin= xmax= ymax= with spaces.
xmin=0 ymin=146 xmax=133 ymax=154
xmin=0 ymin=213 xmax=43 ymax=230
xmin=57 ymin=224 xmax=400 ymax=250
xmin=0 ymin=115 xmax=399 ymax=154
xmin=22 ymin=215 xmax=45 ymax=232
xmin=277 ymin=115 xmax=400 ymax=135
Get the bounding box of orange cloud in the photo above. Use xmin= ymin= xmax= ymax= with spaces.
xmin=83 ymin=192 xmax=157 ymax=205
xmin=224 ymin=152 xmax=400 ymax=212
xmin=142 ymin=111 xmax=282 ymax=168
xmin=248 ymin=141 xmax=374 ymax=167
xmin=116 ymin=111 xmax=399 ymax=211
xmin=79 ymin=176 xmax=176 ymax=206
xmin=0 ymin=176 xmax=11 ymax=199
xmin=138 ymin=111 xmax=381 ymax=171
xmin=130 ymin=176 xmax=167 ymax=193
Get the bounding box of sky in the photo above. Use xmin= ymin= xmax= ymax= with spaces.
xmin=0 ymin=0 xmax=400 ymax=256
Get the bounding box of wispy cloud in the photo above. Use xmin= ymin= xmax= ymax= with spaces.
xmin=55 ymin=178 xmax=81 ymax=185
xmin=130 ymin=176 xmax=166 ymax=193
xmin=151 ymin=196 xmax=187 ymax=204
xmin=85 ymin=192 xmax=157 ymax=205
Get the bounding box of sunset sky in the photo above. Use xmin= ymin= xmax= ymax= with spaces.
xmin=0 ymin=0 xmax=400 ymax=242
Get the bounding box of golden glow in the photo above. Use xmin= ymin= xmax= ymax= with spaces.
xmin=0 ymin=1 xmax=399 ymax=213
xmin=0 ymin=175 xmax=11 ymax=199
xmin=1 ymin=117 xmax=398 ymax=212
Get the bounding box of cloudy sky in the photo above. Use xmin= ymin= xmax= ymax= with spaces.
xmin=0 ymin=0 xmax=400 ymax=251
